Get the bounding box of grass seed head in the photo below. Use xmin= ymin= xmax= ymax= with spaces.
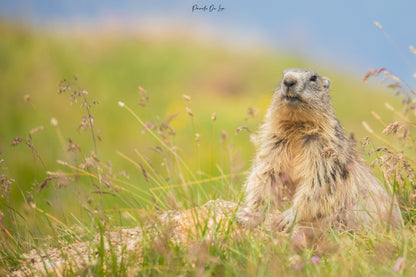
xmin=24 ymin=94 xmax=31 ymax=102
xmin=50 ymin=117 xmax=58 ymax=127
xmin=235 ymin=125 xmax=250 ymax=135
xmin=29 ymin=126 xmax=44 ymax=136
xmin=374 ymin=21 xmax=383 ymax=30
xmin=186 ymin=107 xmax=194 ymax=117
xmin=221 ymin=130 xmax=228 ymax=143
xmin=362 ymin=121 xmax=374 ymax=134
xmin=382 ymin=121 xmax=401 ymax=135
xmin=182 ymin=94 xmax=192 ymax=102
xmin=385 ymin=102 xmax=395 ymax=111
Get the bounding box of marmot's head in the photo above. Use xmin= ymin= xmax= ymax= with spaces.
xmin=273 ymin=68 xmax=332 ymax=122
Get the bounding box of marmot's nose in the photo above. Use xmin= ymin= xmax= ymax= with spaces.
xmin=283 ymin=77 xmax=297 ymax=88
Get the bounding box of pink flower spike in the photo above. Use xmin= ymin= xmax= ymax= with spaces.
xmin=393 ymin=257 xmax=404 ymax=273
xmin=311 ymin=256 xmax=321 ymax=265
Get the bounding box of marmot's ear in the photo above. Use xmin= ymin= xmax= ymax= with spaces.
xmin=322 ymin=77 xmax=331 ymax=90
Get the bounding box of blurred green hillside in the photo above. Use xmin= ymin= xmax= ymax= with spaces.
xmin=0 ymin=22 xmax=399 ymax=231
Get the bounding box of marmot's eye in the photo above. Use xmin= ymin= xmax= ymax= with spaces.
xmin=310 ymin=75 xmax=318 ymax=82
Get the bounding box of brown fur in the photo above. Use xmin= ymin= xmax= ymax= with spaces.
xmin=238 ymin=68 xmax=402 ymax=233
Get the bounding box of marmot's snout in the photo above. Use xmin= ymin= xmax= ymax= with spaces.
xmin=283 ymin=75 xmax=297 ymax=88
xmin=282 ymin=72 xmax=299 ymax=100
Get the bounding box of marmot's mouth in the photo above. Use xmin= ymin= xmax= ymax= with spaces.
xmin=285 ymin=92 xmax=299 ymax=103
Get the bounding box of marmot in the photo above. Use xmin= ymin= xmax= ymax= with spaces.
xmin=238 ymin=68 xmax=401 ymax=233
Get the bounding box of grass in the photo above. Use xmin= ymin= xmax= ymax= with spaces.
xmin=0 ymin=21 xmax=415 ymax=276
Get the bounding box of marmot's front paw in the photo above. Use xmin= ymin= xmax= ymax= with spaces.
xmin=275 ymin=208 xmax=296 ymax=232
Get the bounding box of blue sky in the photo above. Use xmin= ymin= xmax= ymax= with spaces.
xmin=1 ymin=0 xmax=416 ymax=84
